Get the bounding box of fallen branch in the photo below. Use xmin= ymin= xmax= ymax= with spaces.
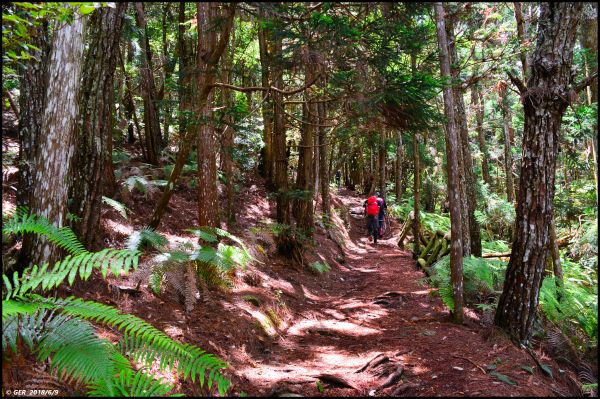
xmin=451 ymin=354 xmax=487 ymax=375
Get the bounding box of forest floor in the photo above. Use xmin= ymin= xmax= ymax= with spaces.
xmin=1 ymin=132 xmax=582 ymax=397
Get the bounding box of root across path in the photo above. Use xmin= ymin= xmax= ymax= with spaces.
xmin=232 ymin=189 xmax=572 ymax=397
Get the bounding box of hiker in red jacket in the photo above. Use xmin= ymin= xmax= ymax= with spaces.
xmin=363 ymin=194 xmax=380 ymax=244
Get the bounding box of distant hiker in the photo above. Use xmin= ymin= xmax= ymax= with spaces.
xmin=335 ymin=169 xmax=341 ymax=188
xmin=375 ymin=191 xmax=388 ymax=237
xmin=363 ymin=194 xmax=380 ymax=244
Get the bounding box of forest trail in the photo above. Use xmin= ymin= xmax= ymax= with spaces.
xmin=234 ymin=189 xmax=563 ymax=397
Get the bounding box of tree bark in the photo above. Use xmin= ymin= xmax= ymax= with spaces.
xmin=581 ymin=2 xmax=598 ymax=202
xmin=472 ymin=86 xmax=492 ymax=187
xmin=395 ymin=131 xmax=403 ymax=202
xmin=273 ymin=34 xmax=290 ymax=224
xmin=495 ymin=2 xmax=583 ymax=345
xmin=412 ymin=131 xmax=421 ymax=258
xmin=434 ymin=2 xmax=464 ymax=324
xmin=293 ymin=45 xmax=316 ymax=235
xmin=221 ymin=41 xmax=236 ymax=225
xmin=258 ymin=8 xmax=274 ymax=187
xmin=71 ymin=4 xmax=127 ymax=250
xmin=17 ymin=22 xmax=49 ymax=212
xmin=147 ymin=3 xmax=235 ymax=229
xmin=319 ymin=100 xmax=330 ymax=218
xmin=134 ymin=2 xmax=162 ymax=165
xmin=26 ymin=16 xmax=87 ymax=267
xmin=379 ymin=128 xmax=386 ymax=198
xmin=513 ymin=2 xmax=529 ymax=79
xmin=499 ymin=82 xmax=516 ymax=204
xmin=447 ymin=16 xmax=480 ymax=256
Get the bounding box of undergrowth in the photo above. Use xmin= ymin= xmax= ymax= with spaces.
xmin=2 ymin=208 xmax=231 ymax=396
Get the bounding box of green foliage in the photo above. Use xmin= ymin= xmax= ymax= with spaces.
xmin=122 ymin=176 xmax=167 ymax=197
xmin=539 ymin=271 xmax=597 ymax=349
xmin=89 ymin=369 xmax=182 ymax=397
xmin=3 ymin=206 xmax=86 ymax=255
xmin=476 ymin=185 xmax=515 ymax=241
xmin=144 ymin=227 xmax=253 ymax=295
xmin=102 ymin=196 xmax=130 ymax=220
xmin=126 ymin=227 xmax=169 ymax=252
xmin=429 ymin=255 xmax=506 ymax=312
xmin=309 ymin=261 xmax=331 ymax=274
xmin=2 ymin=210 xmax=231 ymax=396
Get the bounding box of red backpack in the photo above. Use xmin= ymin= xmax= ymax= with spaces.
xmin=366 ymin=196 xmax=379 ymax=216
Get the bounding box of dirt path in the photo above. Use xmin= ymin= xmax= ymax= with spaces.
xmin=235 ymin=190 xmax=565 ymax=397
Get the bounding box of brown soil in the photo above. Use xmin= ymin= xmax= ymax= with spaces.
xmin=1 ymin=135 xmax=582 ymax=396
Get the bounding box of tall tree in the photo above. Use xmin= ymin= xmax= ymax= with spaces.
xmin=434 ymin=1 xmax=464 ymax=324
xmin=70 ymin=3 xmax=127 ymax=250
xmin=134 ymin=2 xmax=162 ymax=165
xmin=196 ymin=2 xmax=224 ymax=228
xmin=272 ymin=27 xmax=291 ymax=224
xmin=495 ymin=2 xmax=589 ymax=345
xmin=147 ymin=3 xmax=235 ymax=229
xmin=394 ymin=131 xmax=403 ymax=202
xmin=471 ymin=85 xmax=492 ymax=187
xmin=293 ymin=44 xmax=317 ymax=235
xmin=446 ymin=14 xmax=481 ymax=257
xmin=498 ymin=81 xmax=516 ymax=204
xmin=258 ymin=6 xmax=274 ymax=187
xmin=24 ymin=13 xmax=87 ymax=267
xmin=17 ymin=23 xmax=49 ymax=211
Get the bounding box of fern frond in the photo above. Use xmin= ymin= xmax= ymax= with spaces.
xmin=3 ymin=207 xmax=86 ymax=256
xmin=28 ymin=295 xmax=230 ymax=395
xmin=3 ymin=308 xmax=119 ymax=386
xmin=126 ymin=228 xmax=168 ymax=252
xmin=102 ymin=196 xmax=130 ymax=220
xmin=4 ymin=248 xmax=139 ymax=299
xmin=88 ymin=369 xmax=182 ymax=397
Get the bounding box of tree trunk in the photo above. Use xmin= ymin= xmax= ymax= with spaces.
xmin=513 ymin=2 xmax=529 ymax=79
xmin=319 ymin=100 xmax=330 ymax=218
xmin=25 ymin=16 xmax=87 ymax=267
xmin=447 ymin=17 xmax=478 ymax=256
xmin=148 ymin=3 xmax=235 ymax=229
xmin=134 ymin=2 xmax=162 ymax=165
xmin=495 ymin=3 xmax=583 ymax=345
xmin=472 ymin=86 xmax=491 ymax=187
xmin=412 ymin=131 xmax=421 ymax=258
xmin=395 ymin=131 xmax=403 ymax=202
xmin=293 ymin=46 xmax=315 ymax=235
xmin=258 ymin=8 xmax=274 ymax=187
xmin=71 ymin=4 xmax=126 ymax=250
xmin=499 ymin=82 xmax=516 ymax=204
xmin=17 ymin=22 xmax=49 ymax=211
xmin=434 ymin=2 xmax=464 ymax=324
xmin=379 ymin=129 xmax=386 ymax=198
xmin=221 ymin=42 xmax=236 ymax=225
xmin=581 ymin=2 xmax=598 ymax=202
xmin=548 ymin=219 xmax=563 ymax=288
xmin=273 ymin=36 xmax=290 ymax=224
xmin=196 ymin=2 xmax=223 ymax=228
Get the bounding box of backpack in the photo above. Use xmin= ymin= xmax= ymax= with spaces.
xmin=366 ymin=196 xmax=379 ymax=216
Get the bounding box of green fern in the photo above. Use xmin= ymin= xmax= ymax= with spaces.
xmin=3 ymin=309 xmax=122 ymax=388
xmin=2 ymin=211 xmax=232 ymax=396
xmin=126 ymin=227 xmax=169 ymax=252
xmin=88 ymin=369 xmax=182 ymax=397
xmin=3 ymin=206 xmax=87 ymax=256
xmin=309 ymin=261 xmax=331 ymax=274
xmin=102 ymin=196 xmax=130 ymax=220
